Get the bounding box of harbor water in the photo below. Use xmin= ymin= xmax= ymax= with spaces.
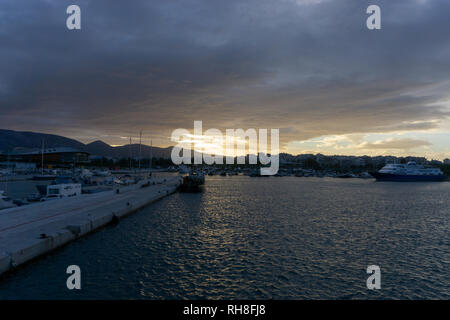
xmin=0 ymin=176 xmax=449 ymax=299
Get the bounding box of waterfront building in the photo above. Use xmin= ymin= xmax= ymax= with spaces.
xmin=7 ymin=147 xmax=89 ymax=164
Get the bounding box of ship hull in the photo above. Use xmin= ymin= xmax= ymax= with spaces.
xmin=369 ymin=171 xmax=446 ymax=182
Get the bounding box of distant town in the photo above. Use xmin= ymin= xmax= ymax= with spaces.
xmin=0 ymin=129 xmax=449 ymax=176
xmin=1 ymin=145 xmax=450 ymax=177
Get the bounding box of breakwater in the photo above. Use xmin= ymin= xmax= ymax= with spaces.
xmin=0 ymin=176 xmax=181 ymax=277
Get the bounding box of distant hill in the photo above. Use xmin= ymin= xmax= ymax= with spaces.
xmin=85 ymin=140 xmax=172 ymax=159
xmin=0 ymin=129 xmax=173 ymax=159
xmin=0 ymin=129 xmax=86 ymax=152
xmin=1 ymin=129 xmax=436 ymax=165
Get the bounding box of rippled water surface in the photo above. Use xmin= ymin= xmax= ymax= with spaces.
xmin=0 ymin=176 xmax=449 ymax=299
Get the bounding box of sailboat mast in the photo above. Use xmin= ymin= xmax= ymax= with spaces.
xmin=41 ymin=139 xmax=44 ymax=175
xmin=150 ymin=139 xmax=152 ymax=171
xmin=5 ymin=152 xmax=10 ymax=193
xmin=129 ymin=136 xmax=132 ymax=171
xmin=138 ymin=131 xmax=142 ymax=171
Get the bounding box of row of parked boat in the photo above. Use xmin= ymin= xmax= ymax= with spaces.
xmin=0 ymin=169 xmax=153 ymax=210
xmin=174 ymin=161 xmax=447 ymax=181
xmin=175 ymin=167 xmax=374 ymax=179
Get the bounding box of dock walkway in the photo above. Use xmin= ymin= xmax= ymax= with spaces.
xmin=0 ymin=176 xmax=181 ymax=276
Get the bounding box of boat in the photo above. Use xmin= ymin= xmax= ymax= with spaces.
xmin=32 ymin=139 xmax=57 ymax=181
xmin=32 ymin=174 xmax=57 ymax=181
xmin=178 ymin=165 xmax=190 ymax=174
xmin=40 ymin=183 xmax=82 ymax=201
xmin=26 ymin=193 xmax=42 ymax=202
xmin=36 ymin=175 xmax=78 ymax=196
xmin=179 ymin=172 xmax=205 ymax=192
xmin=114 ymin=175 xmax=136 ymax=186
xmin=0 ymin=190 xmax=16 ymax=210
xmin=0 ymin=169 xmax=12 ymax=178
xmin=358 ymin=172 xmax=373 ymax=179
xmin=294 ymin=171 xmax=304 ymax=177
xmin=249 ymin=169 xmax=269 ymax=177
xmin=80 ymin=169 xmax=94 ymax=179
xmin=274 ymin=169 xmax=290 ymax=177
xmin=302 ymin=170 xmax=314 ymax=177
xmin=370 ymin=162 xmax=446 ymax=182
xmin=167 ymin=166 xmax=178 ymax=172
xmin=336 ymin=173 xmax=355 ymax=178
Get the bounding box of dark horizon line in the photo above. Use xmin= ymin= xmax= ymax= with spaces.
xmin=0 ymin=128 xmax=447 ymax=162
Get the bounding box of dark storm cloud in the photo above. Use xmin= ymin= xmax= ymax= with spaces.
xmin=0 ymin=0 xmax=449 ymax=146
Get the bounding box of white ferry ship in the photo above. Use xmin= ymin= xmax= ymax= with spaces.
xmin=370 ymin=162 xmax=446 ymax=182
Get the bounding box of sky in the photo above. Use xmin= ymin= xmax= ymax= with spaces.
xmin=0 ymin=0 xmax=449 ymax=159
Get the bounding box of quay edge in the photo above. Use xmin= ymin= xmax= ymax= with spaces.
xmin=0 ymin=176 xmax=182 ymax=277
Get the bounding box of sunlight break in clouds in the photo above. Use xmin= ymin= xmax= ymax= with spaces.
xmin=0 ymin=0 xmax=450 ymax=159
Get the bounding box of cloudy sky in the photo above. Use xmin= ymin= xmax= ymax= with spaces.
xmin=1 ymin=0 xmax=449 ymax=158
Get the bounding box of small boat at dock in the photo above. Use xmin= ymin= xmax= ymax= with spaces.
xmin=179 ymin=172 xmax=205 ymax=192
xmin=336 ymin=173 xmax=355 ymax=178
xmin=0 ymin=190 xmax=15 ymax=210
xmin=32 ymin=174 xmax=57 ymax=181
xmin=40 ymin=183 xmax=82 ymax=201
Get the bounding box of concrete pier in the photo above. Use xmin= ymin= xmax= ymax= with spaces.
xmin=0 ymin=176 xmax=181 ymax=277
